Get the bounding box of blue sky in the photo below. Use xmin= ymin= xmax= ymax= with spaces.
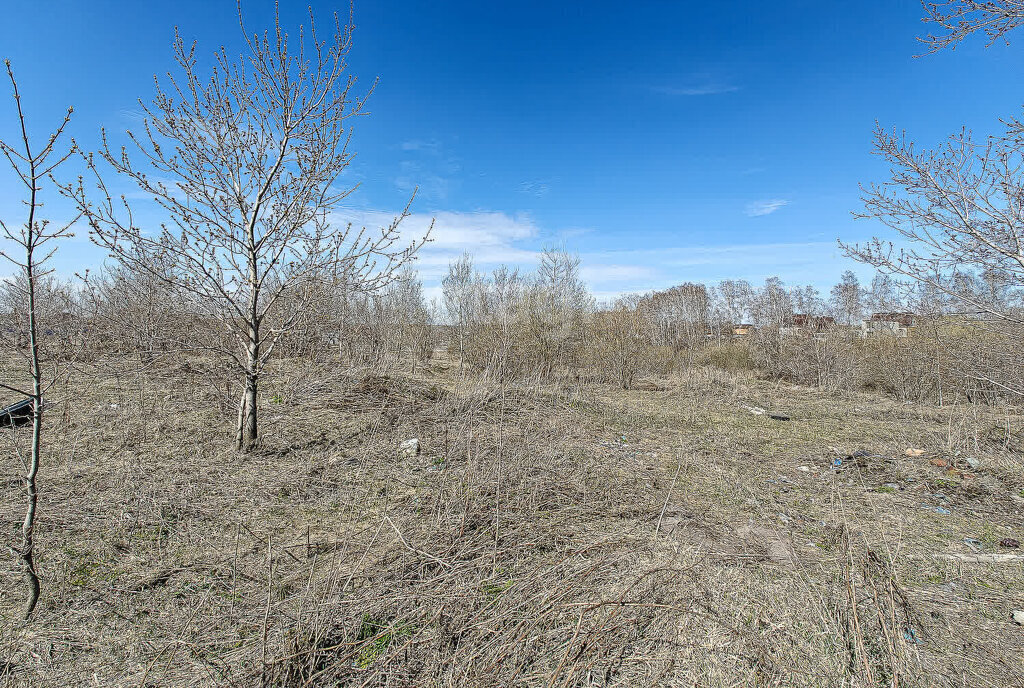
xmin=2 ymin=0 xmax=1022 ymax=300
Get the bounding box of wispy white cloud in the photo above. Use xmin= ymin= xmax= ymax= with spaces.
xmin=654 ymin=84 xmax=739 ymax=97
xmin=580 ymin=264 xmax=656 ymax=283
xmin=331 ymin=208 xmax=542 ymax=280
xmin=331 ymin=208 xmax=861 ymax=304
xmin=577 ymin=240 xmax=859 ymax=301
xmin=745 ymin=199 xmax=789 ymax=217
xmin=554 ymin=226 xmax=592 ymax=241
xmin=398 ymin=139 xmax=442 ymax=154
xmin=584 ymin=241 xmax=832 ymax=270
xmin=517 ymin=180 xmax=550 ymax=197
xmin=591 ymin=290 xmax=632 ymax=305
xmin=394 ymin=172 xmax=450 ymax=201
xmin=392 ymin=144 xmax=462 ymax=201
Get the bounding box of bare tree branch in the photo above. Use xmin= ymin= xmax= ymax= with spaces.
xmin=0 ymin=59 xmax=77 ymax=619
xmin=60 ymin=3 xmax=430 ymax=451
xmin=918 ymin=0 xmax=1024 ymax=53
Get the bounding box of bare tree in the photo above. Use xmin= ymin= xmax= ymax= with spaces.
xmin=861 ymin=1 xmax=1024 ymax=315
xmin=482 ymin=265 xmax=522 ymax=377
xmin=847 ymin=124 xmax=1024 ymax=397
xmin=593 ymin=294 xmax=653 ymax=389
xmin=642 ymin=283 xmax=710 ymax=353
xmin=791 ymin=284 xmax=825 ymax=317
xmin=465 ymin=265 xmax=522 ymax=377
xmin=0 ymin=61 xmax=77 ymax=618
xmin=64 ymin=5 xmax=428 ymax=451
xmin=442 ymin=253 xmax=477 ymax=372
xmin=829 ymin=270 xmax=863 ymax=326
xmin=752 ymin=277 xmax=793 ymax=329
xmin=1 ymin=272 xmax=79 ymax=354
xmin=847 ymin=2 xmax=1024 ymax=397
xmin=749 ymin=277 xmax=792 ymax=372
xmin=716 ymin=279 xmax=753 ymax=327
xmin=980 ymin=266 xmax=1018 ymax=308
xmin=848 ymin=127 xmax=1024 ymax=301
xmin=867 ymin=272 xmax=903 ymax=313
xmin=520 ymin=249 xmax=591 ymax=377
xmin=81 ymin=253 xmax=180 ymax=360
xmin=385 ymin=268 xmax=435 ymax=372
xmin=919 ymin=0 xmax=1024 ymax=52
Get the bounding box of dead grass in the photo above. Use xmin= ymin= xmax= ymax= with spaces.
xmin=2 ymin=353 xmax=1024 ymax=686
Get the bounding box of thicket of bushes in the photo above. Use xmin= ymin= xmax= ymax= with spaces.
xmin=1 ymin=249 xmax=1019 ymax=408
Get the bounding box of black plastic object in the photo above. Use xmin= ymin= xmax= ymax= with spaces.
xmin=0 ymin=398 xmax=35 ymax=428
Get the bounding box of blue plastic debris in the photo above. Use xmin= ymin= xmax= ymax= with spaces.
xmin=832 ymin=458 xmax=842 ymax=468
xmin=903 ymin=627 xmax=920 ymax=644
xmin=935 ymin=507 xmax=951 ymax=515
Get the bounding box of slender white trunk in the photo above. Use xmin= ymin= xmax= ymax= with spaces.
xmin=21 ymin=206 xmax=42 ymax=618
xmin=236 ymin=242 xmax=261 ymax=452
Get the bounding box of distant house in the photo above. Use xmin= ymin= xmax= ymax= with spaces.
xmin=781 ymin=314 xmax=837 ymax=338
xmin=861 ymin=312 xmax=916 ymax=338
xmin=731 ymin=324 xmax=753 ymax=337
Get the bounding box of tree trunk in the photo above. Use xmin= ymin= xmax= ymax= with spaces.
xmin=22 ymin=394 xmax=41 ymax=618
xmin=235 ymin=384 xmax=247 ymax=451
xmin=235 ymin=306 xmax=261 ymax=451
xmin=235 ymin=372 xmax=259 ymax=451
xmin=236 ymin=241 xmax=261 ymax=452
xmin=458 ymin=320 xmax=465 ymax=373
xmin=236 ymin=337 xmax=260 ymax=452
xmin=21 ymin=246 xmax=42 ymax=619
xmin=244 ymin=368 xmax=258 ymax=450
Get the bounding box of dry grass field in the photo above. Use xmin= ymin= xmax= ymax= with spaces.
xmin=2 ymin=354 xmax=1024 ymax=686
